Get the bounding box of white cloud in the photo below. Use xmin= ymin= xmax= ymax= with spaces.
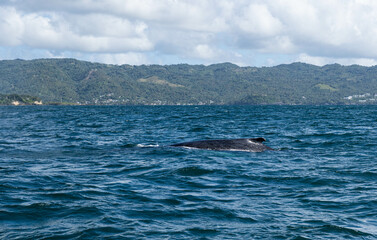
xmin=0 ymin=7 xmax=24 ymax=45
xmin=68 ymin=14 xmax=147 ymax=38
xmin=85 ymin=52 xmax=149 ymax=65
xmin=268 ymin=0 xmax=377 ymax=58
xmin=0 ymin=6 xmax=153 ymax=53
xmin=235 ymin=3 xmax=283 ymax=37
xmin=297 ymin=53 xmax=377 ymax=66
xmin=1 ymin=0 xmax=377 ymax=66
xmin=193 ymin=44 xmax=217 ymax=59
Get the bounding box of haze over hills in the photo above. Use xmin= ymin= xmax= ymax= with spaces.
xmin=0 ymin=58 xmax=376 ymax=105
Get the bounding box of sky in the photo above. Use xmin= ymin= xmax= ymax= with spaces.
xmin=1 ymin=0 xmax=377 ymax=67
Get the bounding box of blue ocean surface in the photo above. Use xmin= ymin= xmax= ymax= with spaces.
xmin=0 ymin=105 xmax=376 ymax=239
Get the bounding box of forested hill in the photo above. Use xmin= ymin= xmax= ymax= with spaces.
xmin=0 ymin=58 xmax=376 ymax=105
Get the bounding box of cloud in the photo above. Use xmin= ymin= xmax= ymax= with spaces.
xmin=0 ymin=7 xmax=24 ymax=46
xmin=1 ymin=0 xmax=377 ymax=66
xmin=85 ymin=52 xmax=149 ymax=65
xmin=267 ymin=0 xmax=377 ymax=58
xmin=235 ymin=3 xmax=283 ymax=37
xmin=297 ymin=53 xmax=377 ymax=66
xmin=0 ymin=4 xmax=153 ymax=53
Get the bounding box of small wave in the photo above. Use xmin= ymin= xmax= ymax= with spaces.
xmin=318 ymin=224 xmax=373 ymax=237
xmin=186 ymin=206 xmax=235 ymax=218
xmin=161 ymin=198 xmax=181 ymax=206
xmin=119 ymin=143 xmax=137 ymax=148
xmin=68 ymin=206 xmax=103 ymax=218
xmin=136 ymin=143 xmax=160 ymax=148
xmin=175 ymin=166 xmax=214 ymax=176
xmin=44 ymin=192 xmax=88 ymax=201
xmin=0 ymin=140 xmax=13 ymax=145
xmin=187 ymin=227 xmax=220 ymax=235
xmin=1 ymin=202 xmax=65 ymax=222
xmin=180 ymin=206 xmax=257 ymax=224
xmin=189 ymin=127 xmax=206 ymax=132
xmin=76 ymin=123 xmax=104 ymax=128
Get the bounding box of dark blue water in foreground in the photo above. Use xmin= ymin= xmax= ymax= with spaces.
xmin=0 ymin=105 xmax=376 ymax=239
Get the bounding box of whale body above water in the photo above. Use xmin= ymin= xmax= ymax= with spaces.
xmin=171 ymin=137 xmax=274 ymax=152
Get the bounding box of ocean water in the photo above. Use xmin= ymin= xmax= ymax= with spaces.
xmin=0 ymin=105 xmax=376 ymax=239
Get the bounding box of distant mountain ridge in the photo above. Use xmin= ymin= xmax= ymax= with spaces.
xmin=0 ymin=58 xmax=376 ymax=105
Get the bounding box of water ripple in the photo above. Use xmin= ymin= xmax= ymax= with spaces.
xmin=0 ymin=105 xmax=376 ymax=239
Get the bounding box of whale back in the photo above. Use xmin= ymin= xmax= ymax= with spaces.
xmin=249 ymin=137 xmax=266 ymax=143
xmin=171 ymin=137 xmax=273 ymax=152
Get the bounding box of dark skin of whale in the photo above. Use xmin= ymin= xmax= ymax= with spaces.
xmin=171 ymin=137 xmax=274 ymax=152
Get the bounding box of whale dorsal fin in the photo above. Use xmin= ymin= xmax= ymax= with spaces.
xmin=250 ymin=137 xmax=266 ymax=143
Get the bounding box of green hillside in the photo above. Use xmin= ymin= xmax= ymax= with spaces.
xmin=0 ymin=94 xmax=42 ymax=105
xmin=0 ymin=59 xmax=376 ymax=105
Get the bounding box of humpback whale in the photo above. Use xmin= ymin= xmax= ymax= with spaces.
xmin=171 ymin=137 xmax=274 ymax=152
